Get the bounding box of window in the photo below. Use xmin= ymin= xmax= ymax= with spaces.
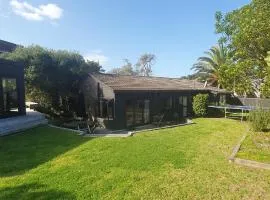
xmin=134 ymin=100 xmax=144 ymax=125
xmin=179 ymin=96 xmax=188 ymax=117
xmin=165 ymin=97 xmax=173 ymax=109
xmin=179 ymin=96 xmax=183 ymax=105
xmin=1 ymin=78 xmax=18 ymax=114
xmin=97 ymin=99 xmax=114 ymax=119
xmin=125 ymin=99 xmax=150 ymax=127
xmin=144 ymin=100 xmax=150 ymax=123
xmin=107 ymin=103 xmax=113 ymax=119
xmin=126 ymin=100 xmax=134 ymax=126
xmin=183 ymin=96 xmax=188 ymax=117
xmin=220 ymin=95 xmax=226 ymax=105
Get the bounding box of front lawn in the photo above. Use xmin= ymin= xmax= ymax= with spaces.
xmin=237 ymin=132 xmax=270 ymax=164
xmin=0 ymin=119 xmax=270 ymax=199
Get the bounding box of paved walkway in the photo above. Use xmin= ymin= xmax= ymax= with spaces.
xmin=0 ymin=109 xmax=48 ymax=136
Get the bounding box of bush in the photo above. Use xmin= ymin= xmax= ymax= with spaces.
xmin=193 ymin=94 xmax=209 ymax=117
xmin=249 ymin=108 xmax=270 ymax=132
xmin=34 ymin=105 xmax=57 ymax=118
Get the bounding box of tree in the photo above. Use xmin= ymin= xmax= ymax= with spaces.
xmin=265 ymin=51 xmax=270 ymax=67
xmin=108 ymin=59 xmax=138 ymax=75
xmin=0 ymin=45 xmax=102 ymax=115
xmin=180 ymin=72 xmax=208 ymax=82
xmin=219 ymin=61 xmax=254 ymax=96
xmin=215 ymin=0 xmax=270 ymax=97
xmin=136 ymin=53 xmax=156 ymax=76
xmin=192 ymin=44 xmax=229 ymax=88
xmin=261 ymin=52 xmax=270 ymax=96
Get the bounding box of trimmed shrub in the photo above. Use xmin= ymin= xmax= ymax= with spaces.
xmin=193 ymin=94 xmax=209 ymax=117
xmin=249 ymin=108 xmax=270 ymax=132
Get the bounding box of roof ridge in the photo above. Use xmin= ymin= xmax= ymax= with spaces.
xmin=92 ymin=72 xmax=197 ymax=80
xmin=90 ymin=72 xmax=229 ymax=93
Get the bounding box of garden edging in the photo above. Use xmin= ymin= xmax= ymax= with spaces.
xmin=229 ymin=132 xmax=270 ymax=170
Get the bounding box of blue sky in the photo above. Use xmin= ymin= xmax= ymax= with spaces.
xmin=0 ymin=0 xmax=250 ymax=77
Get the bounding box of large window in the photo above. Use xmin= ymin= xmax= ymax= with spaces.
xmin=134 ymin=100 xmax=144 ymax=125
xmin=126 ymin=100 xmax=134 ymax=127
xmin=1 ymin=78 xmax=18 ymax=115
xmin=144 ymin=100 xmax=150 ymax=123
xmin=97 ymin=99 xmax=114 ymax=119
xmin=179 ymin=96 xmax=188 ymax=117
xmin=125 ymin=99 xmax=150 ymax=127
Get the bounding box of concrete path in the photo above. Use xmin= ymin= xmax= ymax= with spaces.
xmin=0 ymin=109 xmax=48 ymax=136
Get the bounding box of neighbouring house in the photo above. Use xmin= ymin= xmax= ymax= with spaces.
xmin=0 ymin=40 xmax=17 ymax=54
xmin=82 ymin=73 xmax=230 ymax=130
xmin=0 ymin=40 xmax=25 ymax=118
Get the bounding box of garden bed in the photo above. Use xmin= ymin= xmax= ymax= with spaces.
xmin=237 ymin=133 xmax=270 ymax=164
xmin=49 ymin=118 xmax=87 ymax=130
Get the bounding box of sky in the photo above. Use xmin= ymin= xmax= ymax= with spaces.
xmin=0 ymin=0 xmax=250 ymax=77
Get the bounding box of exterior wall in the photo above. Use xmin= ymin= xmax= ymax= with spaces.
xmin=0 ymin=59 xmax=25 ymax=117
xmin=91 ymin=75 xmax=115 ymax=100
xmin=112 ymin=90 xmax=212 ymax=130
xmin=81 ymin=75 xmax=99 ymax=116
xmin=82 ymin=74 xmax=115 ymax=117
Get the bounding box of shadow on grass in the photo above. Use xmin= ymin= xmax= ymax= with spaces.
xmin=0 ymin=183 xmax=75 ymax=200
xmin=0 ymin=126 xmax=91 ymax=177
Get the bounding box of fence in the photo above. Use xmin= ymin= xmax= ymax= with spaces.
xmin=238 ymin=98 xmax=270 ymax=108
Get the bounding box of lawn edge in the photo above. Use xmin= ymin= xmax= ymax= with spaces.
xmin=229 ymin=131 xmax=270 ymax=170
xmin=229 ymin=133 xmax=247 ymax=162
xmin=234 ymin=158 xmax=270 ymax=170
xmin=48 ymin=124 xmax=84 ymax=134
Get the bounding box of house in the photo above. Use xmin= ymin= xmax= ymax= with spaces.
xmin=0 ymin=40 xmax=25 ymax=118
xmin=0 ymin=40 xmax=17 ymax=54
xmin=82 ymin=73 xmax=229 ymax=130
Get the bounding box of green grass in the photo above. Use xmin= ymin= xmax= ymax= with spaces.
xmin=0 ymin=118 xmax=270 ymax=199
xmin=237 ymin=132 xmax=270 ymax=163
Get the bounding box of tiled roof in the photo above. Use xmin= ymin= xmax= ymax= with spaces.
xmin=0 ymin=40 xmax=17 ymax=53
xmin=91 ymin=73 xmax=228 ymax=93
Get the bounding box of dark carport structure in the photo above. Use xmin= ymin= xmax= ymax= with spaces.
xmin=0 ymin=59 xmax=26 ymax=118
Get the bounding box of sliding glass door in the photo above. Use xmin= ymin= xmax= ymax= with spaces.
xmin=125 ymin=99 xmax=150 ymax=127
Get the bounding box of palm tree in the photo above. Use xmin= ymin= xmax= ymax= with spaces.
xmin=192 ymin=44 xmax=228 ymax=88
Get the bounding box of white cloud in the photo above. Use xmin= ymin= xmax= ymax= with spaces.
xmin=84 ymin=50 xmax=109 ymax=65
xmin=10 ymin=0 xmax=63 ymax=21
xmin=84 ymin=51 xmax=109 ymax=65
